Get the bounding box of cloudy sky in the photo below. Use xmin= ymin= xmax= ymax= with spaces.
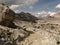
xmin=0 ymin=0 xmax=60 ymax=16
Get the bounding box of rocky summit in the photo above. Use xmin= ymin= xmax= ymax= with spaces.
xmin=0 ymin=3 xmax=15 ymax=28
xmin=0 ymin=3 xmax=60 ymax=45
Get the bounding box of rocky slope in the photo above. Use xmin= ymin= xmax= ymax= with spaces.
xmin=0 ymin=3 xmax=15 ymax=28
xmin=0 ymin=21 xmax=60 ymax=45
xmin=0 ymin=3 xmax=60 ymax=45
xmin=13 ymin=20 xmax=60 ymax=45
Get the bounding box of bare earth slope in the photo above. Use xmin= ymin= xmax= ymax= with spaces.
xmin=14 ymin=20 xmax=60 ymax=45
xmin=13 ymin=13 xmax=60 ymax=45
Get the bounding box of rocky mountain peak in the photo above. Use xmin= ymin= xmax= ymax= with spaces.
xmin=0 ymin=3 xmax=16 ymax=28
xmin=16 ymin=12 xmax=38 ymax=23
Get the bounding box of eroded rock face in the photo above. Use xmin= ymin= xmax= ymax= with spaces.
xmin=0 ymin=3 xmax=15 ymax=27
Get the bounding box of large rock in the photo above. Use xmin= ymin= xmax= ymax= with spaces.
xmin=0 ymin=3 xmax=15 ymax=26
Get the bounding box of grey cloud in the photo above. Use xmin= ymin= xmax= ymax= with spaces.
xmin=0 ymin=0 xmax=39 ymax=6
xmin=0 ymin=0 xmax=39 ymax=12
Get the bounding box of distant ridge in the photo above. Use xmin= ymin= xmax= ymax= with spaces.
xmin=15 ymin=12 xmax=39 ymax=23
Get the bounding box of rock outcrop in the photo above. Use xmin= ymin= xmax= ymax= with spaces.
xmin=0 ymin=3 xmax=15 ymax=27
